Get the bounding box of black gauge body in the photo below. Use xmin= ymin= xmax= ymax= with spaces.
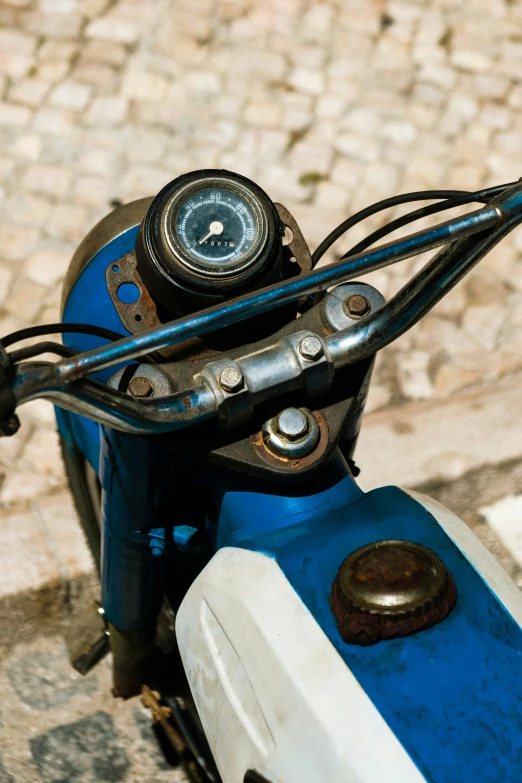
xmin=136 ymin=170 xmax=285 ymax=315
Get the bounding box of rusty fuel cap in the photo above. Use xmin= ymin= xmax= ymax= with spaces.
xmin=330 ymin=540 xmax=457 ymax=646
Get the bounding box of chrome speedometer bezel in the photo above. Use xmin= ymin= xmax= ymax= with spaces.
xmin=162 ymin=176 xmax=268 ymax=279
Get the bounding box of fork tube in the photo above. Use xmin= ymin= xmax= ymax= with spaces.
xmin=99 ymin=427 xmax=168 ymax=697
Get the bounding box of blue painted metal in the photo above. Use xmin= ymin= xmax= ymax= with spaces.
xmin=61 ymin=226 xmax=137 ymax=384
xmin=213 ymin=455 xmax=522 ymax=782
xmin=99 ymin=427 xmax=167 ymax=630
xmin=148 ymin=527 xmax=166 ymax=557
xmin=117 ymin=282 xmax=141 ymax=304
xmin=56 ymin=225 xmax=140 ymax=473
xmin=173 ymin=525 xmax=199 ymax=549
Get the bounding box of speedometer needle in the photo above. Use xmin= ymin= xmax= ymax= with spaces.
xmin=198 ymin=221 xmax=224 ymax=245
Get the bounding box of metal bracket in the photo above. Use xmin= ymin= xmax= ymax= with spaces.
xmin=198 ymin=358 xmax=253 ymax=430
xmin=106 ymin=252 xmax=205 ymax=362
xmin=106 ymin=251 xmax=161 ymax=334
xmin=274 ymin=202 xmax=312 ymax=275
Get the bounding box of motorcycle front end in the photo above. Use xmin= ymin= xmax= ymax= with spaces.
xmin=23 ymin=170 xmax=522 ymax=782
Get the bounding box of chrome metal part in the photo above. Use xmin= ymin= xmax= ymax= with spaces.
xmin=326 ymin=211 xmax=521 ymax=371
xmin=322 ymin=282 xmax=386 ymax=333
xmin=197 ymin=329 xmax=332 ymax=429
xmin=55 ymin=199 xmax=503 ymax=382
xmin=238 ymin=329 xmax=332 ymax=398
xmin=108 ymin=363 xmax=175 ymax=399
xmin=299 ymin=334 xmax=323 ymax=361
xmin=218 ymin=366 xmax=244 ymax=393
xmin=276 ymin=407 xmax=309 ymax=440
xmin=198 ymin=358 xmax=251 ymax=429
xmin=261 ymin=407 xmax=320 ymax=458
xmin=14 ymin=184 xmax=522 ymax=436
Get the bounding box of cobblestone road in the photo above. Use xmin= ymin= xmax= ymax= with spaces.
xmin=0 ymin=0 xmax=521 ymax=503
xmin=0 ymin=634 xmax=185 ymax=782
xmin=1 ymin=0 xmax=522 ymax=779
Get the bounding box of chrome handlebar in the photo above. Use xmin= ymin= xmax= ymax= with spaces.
xmin=10 ymin=182 xmax=522 ymax=435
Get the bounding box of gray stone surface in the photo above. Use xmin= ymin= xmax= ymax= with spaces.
xmin=0 ymin=636 xmax=186 ymax=783
xmin=29 ymin=712 xmax=130 ymax=783
xmin=6 ymin=644 xmax=98 ymax=711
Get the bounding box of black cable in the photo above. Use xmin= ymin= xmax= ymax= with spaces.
xmin=1 ymin=322 xmax=126 ymax=349
xmin=9 ymin=342 xmax=76 ymax=363
xmin=339 ymin=183 xmax=514 ymax=260
xmin=311 ymin=182 xmax=517 ymax=267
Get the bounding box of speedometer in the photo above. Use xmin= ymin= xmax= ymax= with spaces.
xmin=136 ymin=170 xmax=284 ymax=314
xmin=168 ymin=184 xmax=264 ymax=277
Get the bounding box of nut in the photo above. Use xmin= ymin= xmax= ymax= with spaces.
xmin=219 ymin=366 xmax=244 ymax=393
xmin=299 ymin=335 xmax=323 ymax=361
xmin=276 ymin=408 xmax=309 ymax=441
xmin=344 ymin=294 xmax=370 ymax=318
xmin=128 ymin=376 xmax=154 ymax=398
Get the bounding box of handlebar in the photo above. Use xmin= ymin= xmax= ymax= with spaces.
xmin=7 ymin=181 xmax=522 ymax=435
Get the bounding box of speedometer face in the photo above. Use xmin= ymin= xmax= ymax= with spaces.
xmin=171 ymin=187 xmax=261 ymax=274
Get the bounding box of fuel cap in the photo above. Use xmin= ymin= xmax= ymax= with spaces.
xmin=330 ymin=540 xmax=457 ymax=646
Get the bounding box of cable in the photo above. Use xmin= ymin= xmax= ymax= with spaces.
xmin=311 ymin=182 xmax=517 ymax=267
xmin=9 ymin=342 xmax=76 ymax=363
xmin=1 ymin=322 xmax=126 ymax=349
xmin=338 ymin=183 xmax=514 ymax=260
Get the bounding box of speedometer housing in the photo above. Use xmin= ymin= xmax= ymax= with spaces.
xmin=136 ymin=169 xmax=284 ymax=314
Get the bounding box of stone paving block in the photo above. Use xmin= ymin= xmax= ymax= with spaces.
xmin=50 ymin=81 xmax=92 ymax=112
xmin=6 ymin=643 xmax=98 ymax=711
xmin=21 ymin=164 xmax=72 ymax=199
xmin=0 ymin=507 xmax=58 ymax=594
xmin=9 ymin=78 xmax=51 ymax=109
xmin=30 ymin=712 xmax=131 ymax=783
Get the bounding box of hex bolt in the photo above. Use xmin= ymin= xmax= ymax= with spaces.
xmin=299 ymin=335 xmax=323 ymax=361
xmin=276 ymin=407 xmax=310 ymax=441
xmin=344 ymin=294 xmax=370 ymax=318
xmin=219 ymin=366 xmax=244 ymax=393
xmin=128 ymin=376 xmax=154 ymax=398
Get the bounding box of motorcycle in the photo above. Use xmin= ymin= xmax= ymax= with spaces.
xmin=2 ymin=169 xmax=522 ymax=783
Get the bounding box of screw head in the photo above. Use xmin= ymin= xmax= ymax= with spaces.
xmin=276 ymin=408 xmax=309 ymax=441
xmin=299 ymin=335 xmax=323 ymax=361
xmin=128 ymin=376 xmax=154 ymax=398
xmin=344 ymin=294 xmax=370 ymax=318
xmin=219 ymin=366 xmax=244 ymax=393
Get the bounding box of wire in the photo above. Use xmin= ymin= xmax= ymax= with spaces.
xmin=9 ymin=342 xmax=76 ymax=363
xmin=311 ymin=182 xmax=517 ymax=267
xmin=1 ymin=322 xmax=126 ymax=349
xmin=338 ymin=183 xmax=514 ymax=260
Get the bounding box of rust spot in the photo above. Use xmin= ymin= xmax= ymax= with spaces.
xmin=105 ymin=252 xmax=206 ymax=361
xmin=330 ymin=541 xmax=457 ymax=646
xmin=252 ymin=410 xmax=329 ymax=472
